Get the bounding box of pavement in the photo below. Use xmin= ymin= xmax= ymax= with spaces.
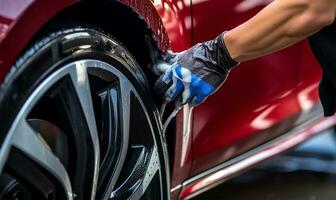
xmin=192 ymin=129 xmax=336 ymax=200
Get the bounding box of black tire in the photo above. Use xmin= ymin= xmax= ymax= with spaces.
xmin=0 ymin=26 xmax=169 ymax=200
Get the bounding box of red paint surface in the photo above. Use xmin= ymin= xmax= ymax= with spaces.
xmin=180 ymin=115 xmax=336 ymax=199
xmin=189 ymin=0 xmax=322 ymax=176
xmin=0 ymin=0 xmax=77 ymax=82
xmin=0 ymin=0 xmax=171 ymax=83
xmin=155 ymin=0 xmax=193 ymax=51
xmin=0 ymin=0 xmax=328 ymax=199
xmin=297 ymin=40 xmax=322 ymax=109
xmin=0 ymin=0 xmax=189 ymax=195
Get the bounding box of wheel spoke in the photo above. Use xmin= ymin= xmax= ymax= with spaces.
xmin=11 ymin=119 xmax=73 ymax=199
xmin=113 ymin=80 xmax=132 ymax=184
xmin=0 ymin=58 xmax=165 ymax=200
xmin=110 ymin=147 xmax=161 ymax=200
xmin=102 ymin=79 xmax=132 ymax=199
xmin=70 ymin=61 xmax=100 ymax=199
xmin=131 ymin=147 xmax=161 ymax=200
xmin=142 ymin=147 xmax=160 ymax=195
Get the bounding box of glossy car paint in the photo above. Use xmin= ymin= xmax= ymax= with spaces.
xmin=189 ymin=0 xmax=323 ymax=175
xmin=180 ymin=114 xmax=336 ymax=199
xmin=0 ymin=0 xmax=190 ymax=198
xmin=0 ymin=0 xmax=77 ymax=82
xmin=0 ymin=0 xmax=330 ymax=199
xmin=0 ymin=0 xmax=170 ymax=83
xmin=297 ymin=40 xmax=322 ymax=112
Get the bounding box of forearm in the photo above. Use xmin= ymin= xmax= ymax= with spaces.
xmin=224 ymin=0 xmax=336 ymax=62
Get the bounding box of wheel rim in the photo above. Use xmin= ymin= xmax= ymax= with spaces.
xmin=0 ymin=59 xmax=163 ymax=199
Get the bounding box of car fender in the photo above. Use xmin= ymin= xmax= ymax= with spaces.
xmin=0 ymin=0 xmax=170 ymax=83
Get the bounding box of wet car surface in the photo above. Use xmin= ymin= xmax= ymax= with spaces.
xmin=194 ymin=129 xmax=336 ymax=200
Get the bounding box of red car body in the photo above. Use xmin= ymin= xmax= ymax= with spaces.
xmin=1 ymin=0 xmax=335 ymax=199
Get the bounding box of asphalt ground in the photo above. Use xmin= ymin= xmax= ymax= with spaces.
xmin=192 ymin=129 xmax=336 ymax=200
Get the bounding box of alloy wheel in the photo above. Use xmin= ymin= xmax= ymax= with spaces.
xmin=0 ymin=59 xmax=164 ymax=199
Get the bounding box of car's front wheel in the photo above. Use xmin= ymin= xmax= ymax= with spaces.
xmin=0 ymin=27 xmax=169 ymax=200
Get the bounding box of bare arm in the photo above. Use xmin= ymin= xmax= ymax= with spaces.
xmin=153 ymin=0 xmax=336 ymax=106
xmin=225 ymin=0 xmax=336 ymax=62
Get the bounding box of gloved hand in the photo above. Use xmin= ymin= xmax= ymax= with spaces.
xmin=153 ymin=32 xmax=239 ymax=106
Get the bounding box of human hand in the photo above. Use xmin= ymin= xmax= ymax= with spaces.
xmin=153 ymin=32 xmax=238 ymax=106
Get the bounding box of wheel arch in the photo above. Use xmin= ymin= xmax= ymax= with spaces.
xmin=0 ymin=0 xmax=171 ymax=84
xmin=0 ymin=0 xmax=174 ymax=184
xmin=0 ymin=1 xmax=174 ymax=197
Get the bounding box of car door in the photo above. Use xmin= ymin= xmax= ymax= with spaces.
xmin=190 ymin=0 xmax=305 ymax=175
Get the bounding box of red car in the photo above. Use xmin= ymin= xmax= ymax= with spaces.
xmin=0 ymin=0 xmax=334 ymax=199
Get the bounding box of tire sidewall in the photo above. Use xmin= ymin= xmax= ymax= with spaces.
xmin=0 ymin=27 xmax=170 ymax=199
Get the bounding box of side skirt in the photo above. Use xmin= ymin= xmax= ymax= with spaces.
xmin=179 ymin=108 xmax=336 ymax=199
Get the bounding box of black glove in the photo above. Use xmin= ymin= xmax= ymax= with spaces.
xmin=153 ymin=32 xmax=239 ymax=106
